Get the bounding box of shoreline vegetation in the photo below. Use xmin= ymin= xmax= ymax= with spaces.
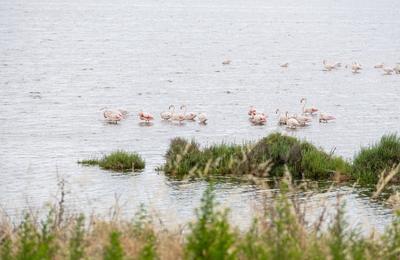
xmin=78 ymin=150 xmax=145 ymax=172
xmin=161 ymin=133 xmax=400 ymax=185
xmin=1 ymin=178 xmax=400 ymax=260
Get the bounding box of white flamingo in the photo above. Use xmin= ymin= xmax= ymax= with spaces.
xmin=374 ymin=63 xmax=384 ymax=69
xmin=280 ymin=62 xmax=289 ymax=68
xmin=138 ymin=111 xmax=154 ymax=122
xmin=323 ymin=60 xmax=340 ymax=71
xmin=300 ymin=98 xmax=318 ymax=115
xmin=319 ymin=113 xmax=336 ymax=123
xmin=286 ymin=118 xmax=300 ymax=129
xmin=292 ymin=114 xmax=312 ymax=126
xmin=275 ymin=109 xmax=289 ymax=125
xmin=382 ymin=67 xmax=394 ymax=75
xmin=102 ymin=109 xmax=123 ymax=124
xmin=352 ymin=62 xmax=362 ymax=73
xmin=180 ymin=105 xmax=197 ymax=120
xmin=160 ymin=105 xmax=175 ymax=120
xmin=251 ymin=113 xmax=267 ymax=125
xmin=198 ymin=113 xmax=208 ymax=124
xmin=222 ymin=59 xmax=231 ymax=65
xmin=170 ymin=108 xmax=185 ymax=124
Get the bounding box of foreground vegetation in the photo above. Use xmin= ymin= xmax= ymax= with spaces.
xmin=78 ymin=150 xmax=145 ymax=172
xmin=161 ymin=133 xmax=400 ymax=185
xmin=1 ymin=177 xmax=400 ymax=260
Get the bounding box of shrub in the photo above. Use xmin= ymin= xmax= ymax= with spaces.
xmin=353 ymin=134 xmax=400 ymax=183
xmin=103 ymin=231 xmax=124 ymax=260
xmin=163 ymin=133 xmax=351 ymax=180
xmin=79 ymin=150 xmax=145 ymax=172
xmin=185 ymin=185 xmax=237 ymax=260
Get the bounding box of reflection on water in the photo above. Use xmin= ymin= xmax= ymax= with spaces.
xmin=0 ymin=0 xmax=399 ymax=231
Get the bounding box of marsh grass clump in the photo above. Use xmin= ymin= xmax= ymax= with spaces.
xmin=162 ymin=133 xmax=351 ymax=180
xmin=353 ymin=134 xmax=400 ymax=184
xmin=78 ymin=150 xmax=145 ymax=172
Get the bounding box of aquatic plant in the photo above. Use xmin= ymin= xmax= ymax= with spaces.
xmin=353 ymin=134 xmax=400 ymax=184
xmin=78 ymin=150 xmax=145 ymax=172
xmin=162 ymin=133 xmax=351 ymax=180
xmin=1 ymin=178 xmax=400 ymax=259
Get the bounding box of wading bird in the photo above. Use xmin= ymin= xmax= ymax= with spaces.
xmin=198 ymin=113 xmax=208 ymax=124
xmin=180 ymin=105 xmax=197 ymax=120
xmin=286 ymin=118 xmax=300 ymax=129
xmin=275 ymin=109 xmax=289 ymax=125
xmin=251 ymin=113 xmax=267 ymax=125
xmin=102 ymin=109 xmax=124 ymax=124
xmin=160 ymin=105 xmax=175 ymax=120
xmin=300 ymin=98 xmax=319 ymax=115
xmin=319 ymin=113 xmax=336 ymax=123
xmin=382 ymin=67 xmax=394 ymax=75
xmin=138 ymin=111 xmax=154 ymax=122
xmin=248 ymin=106 xmax=257 ymax=117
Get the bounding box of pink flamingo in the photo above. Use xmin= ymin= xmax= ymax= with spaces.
xmin=102 ymin=109 xmax=123 ymax=124
xmin=180 ymin=105 xmax=197 ymax=120
xmin=138 ymin=111 xmax=154 ymax=122
xmin=161 ymin=105 xmax=175 ymax=120
xmin=319 ymin=113 xmax=336 ymax=123
xmin=251 ymin=113 xmax=267 ymax=125
xmin=248 ymin=106 xmax=257 ymax=117
xmin=300 ymin=98 xmax=319 ymax=115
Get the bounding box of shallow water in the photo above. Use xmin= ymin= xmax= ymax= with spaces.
xmin=0 ymin=0 xmax=399 ymax=231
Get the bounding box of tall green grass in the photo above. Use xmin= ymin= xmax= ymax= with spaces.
xmin=1 ymin=180 xmax=400 ymax=259
xmin=78 ymin=150 xmax=145 ymax=172
xmin=162 ymin=133 xmax=351 ymax=180
xmin=353 ymin=134 xmax=400 ymax=184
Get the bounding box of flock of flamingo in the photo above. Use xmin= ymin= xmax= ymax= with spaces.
xmin=99 ymin=59 xmax=400 ymax=128
xmin=248 ymin=98 xmax=335 ymax=129
xmin=101 ymin=105 xmax=208 ymax=125
xmin=279 ymin=60 xmax=400 ymax=75
xmin=101 ymin=98 xmax=335 ymax=130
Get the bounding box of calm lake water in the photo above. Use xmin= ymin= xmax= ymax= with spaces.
xmin=0 ymin=0 xmax=399 ymax=231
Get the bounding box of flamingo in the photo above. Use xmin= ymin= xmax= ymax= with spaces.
xmin=374 ymin=63 xmax=384 ymax=69
xmin=102 ymin=109 xmax=123 ymax=124
xmin=161 ymin=105 xmax=175 ymax=120
xmin=222 ymin=59 xmax=231 ymax=65
xmin=382 ymin=67 xmax=394 ymax=75
xmin=300 ymin=98 xmax=318 ymax=115
xmin=323 ymin=60 xmax=339 ymax=71
xmin=248 ymin=106 xmax=257 ymax=117
xmin=275 ymin=109 xmax=289 ymax=125
xmin=280 ymin=62 xmax=289 ymax=68
xmin=138 ymin=111 xmax=154 ymax=122
xmin=198 ymin=113 xmax=208 ymax=124
xmin=286 ymin=118 xmax=300 ymax=129
xmin=351 ymin=62 xmax=362 ymax=73
xmin=292 ymin=114 xmax=312 ymax=126
xmin=250 ymin=113 xmax=267 ymax=125
xmin=170 ymin=108 xmax=185 ymax=124
xmin=180 ymin=105 xmax=197 ymax=120
xmin=319 ymin=113 xmax=336 ymax=123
